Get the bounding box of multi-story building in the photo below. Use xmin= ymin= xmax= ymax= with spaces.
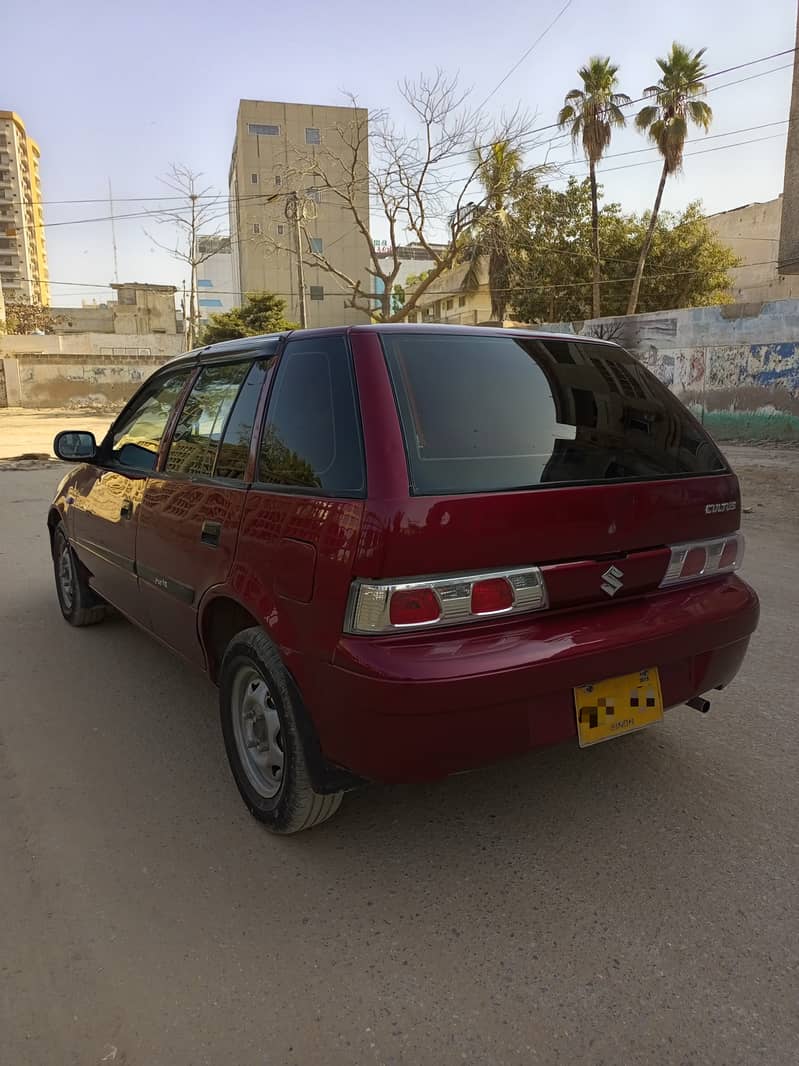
xmin=229 ymin=100 xmax=371 ymax=328
xmin=196 ymin=235 xmax=237 ymax=324
xmin=0 ymin=111 xmax=49 ymax=305
xmin=706 ymin=196 xmax=799 ymax=304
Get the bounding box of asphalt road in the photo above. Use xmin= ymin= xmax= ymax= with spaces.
xmin=1 ymin=454 xmax=797 ymax=1066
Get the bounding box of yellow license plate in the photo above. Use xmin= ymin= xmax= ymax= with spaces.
xmin=574 ymin=668 xmax=664 ymax=747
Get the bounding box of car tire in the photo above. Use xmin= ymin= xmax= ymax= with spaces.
xmin=52 ymin=524 xmax=106 ymax=627
xmin=219 ymin=627 xmax=343 ymax=834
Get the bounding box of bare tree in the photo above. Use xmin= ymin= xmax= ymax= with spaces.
xmin=263 ymin=73 xmax=533 ymax=322
xmin=145 ymin=164 xmax=226 ymax=349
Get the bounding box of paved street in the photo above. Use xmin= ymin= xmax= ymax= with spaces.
xmin=0 ymin=449 xmax=797 ymax=1066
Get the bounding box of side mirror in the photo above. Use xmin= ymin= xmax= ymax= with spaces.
xmin=53 ymin=430 xmax=97 ymax=462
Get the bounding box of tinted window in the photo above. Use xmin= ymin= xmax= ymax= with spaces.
xmin=214 ymin=359 xmax=273 ymax=480
xmin=381 ymin=333 xmax=727 ymax=495
xmin=166 ymin=362 xmax=250 ymax=477
xmin=111 ymin=369 xmax=191 ymax=471
xmin=258 ymin=335 xmax=364 ymax=494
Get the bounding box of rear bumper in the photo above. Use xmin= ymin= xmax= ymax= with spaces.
xmin=297 ymin=576 xmax=759 ymax=783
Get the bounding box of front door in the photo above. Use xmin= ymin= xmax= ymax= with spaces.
xmin=71 ymin=368 xmax=192 ymax=621
xmin=136 ymin=358 xmax=271 ymax=666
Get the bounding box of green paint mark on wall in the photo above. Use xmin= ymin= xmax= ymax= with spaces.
xmin=700 ymin=410 xmax=799 ymax=441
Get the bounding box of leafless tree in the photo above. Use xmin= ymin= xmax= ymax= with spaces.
xmin=145 ymin=164 xmax=226 ymax=349
xmin=264 ymin=73 xmax=534 ymax=322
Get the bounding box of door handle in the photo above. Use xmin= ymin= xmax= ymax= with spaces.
xmin=120 ymin=499 xmax=133 ymax=520
xmin=201 ymin=520 xmax=222 ymax=547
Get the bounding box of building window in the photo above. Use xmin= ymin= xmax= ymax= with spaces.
xmin=251 ymin=222 xmax=262 ymax=235
xmin=310 ymin=237 xmax=323 ymax=254
xmin=309 ymin=286 xmax=324 ymax=301
xmin=275 ymin=174 xmax=282 ymax=187
xmin=250 ymin=173 xmax=258 ymax=184
xmin=445 ymin=298 xmax=454 ymax=310
xmin=197 ymin=278 xmax=213 ymax=288
xmin=277 ymin=224 xmax=285 ymax=236
xmin=305 ymin=187 xmax=321 ymax=204
xmin=198 ymin=298 xmax=224 ymax=308
xmin=247 ymin=123 xmax=280 ymax=137
xmin=305 ymin=127 xmax=321 ymax=145
xmin=458 ymin=295 xmax=466 ymax=307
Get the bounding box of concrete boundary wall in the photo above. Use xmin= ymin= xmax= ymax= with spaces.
xmin=539 ymin=300 xmax=799 ymax=440
xmin=0 ymin=332 xmax=183 ymax=409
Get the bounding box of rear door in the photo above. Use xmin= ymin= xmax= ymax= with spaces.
xmin=233 ymin=333 xmax=366 ymax=660
xmin=71 ymin=367 xmax=192 ymax=621
xmin=363 ymin=331 xmax=740 ymax=606
xmin=135 ymin=356 xmax=273 ymax=665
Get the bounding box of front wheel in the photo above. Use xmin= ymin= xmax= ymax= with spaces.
xmin=219 ymin=627 xmax=342 ymax=834
xmin=52 ymin=525 xmax=106 ymax=627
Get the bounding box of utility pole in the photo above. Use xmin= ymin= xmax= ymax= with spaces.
xmin=187 ymin=192 xmax=199 ymax=350
xmin=287 ymin=191 xmax=307 ymax=328
xmin=108 ymin=178 xmax=119 ymax=284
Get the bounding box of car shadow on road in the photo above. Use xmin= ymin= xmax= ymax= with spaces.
xmin=41 ymin=594 xmax=752 ymax=889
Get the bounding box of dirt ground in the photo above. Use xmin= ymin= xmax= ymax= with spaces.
xmin=723 ymin=444 xmax=799 ymax=530
xmin=0 ymin=408 xmax=115 ymax=460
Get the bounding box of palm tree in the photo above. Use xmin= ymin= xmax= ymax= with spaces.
xmin=558 ymin=57 xmax=630 ymax=318
xmin=626 ymin=43 xmax=713 ymax=315
xmin=460 ymin=140 xmax=524 ymax=322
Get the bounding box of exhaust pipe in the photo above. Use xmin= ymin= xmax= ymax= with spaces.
xmin=686 ymin=695 xmax=711 ymax=714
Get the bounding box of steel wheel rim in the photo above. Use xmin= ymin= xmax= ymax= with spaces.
xmin=231 ymin=664 xmax=285 ymax=799
xmin=58 ymin=541 xmax=75 ymax=611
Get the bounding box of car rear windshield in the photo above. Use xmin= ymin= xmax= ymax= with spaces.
xmin=381 ymin=332 xmax=727 ymax=495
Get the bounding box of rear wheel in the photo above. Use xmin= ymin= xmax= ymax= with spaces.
xmin=219 ymin=627 xmax=342 ymax=834
xmin=52 ymin=525 xmax=106 ymax=627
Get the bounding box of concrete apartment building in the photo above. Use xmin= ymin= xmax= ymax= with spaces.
xmin=229 ymin=100 xmax=370 ymax=327
xmin=196 ymin=235 xmax=237 ymax=324
xmin=0 ymin=111 xmax=49 ymax=306
xmin=706 ymin=196 xmax=799 ymax=304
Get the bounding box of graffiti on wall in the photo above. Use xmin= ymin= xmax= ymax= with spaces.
xmin=572 ymin=311 xmax=799 ymax=440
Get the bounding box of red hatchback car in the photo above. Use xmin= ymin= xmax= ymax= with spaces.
xmin=50 ymin=326 xmax=759 ymax=832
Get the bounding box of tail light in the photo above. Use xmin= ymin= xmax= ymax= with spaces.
xmin=345 ymin=566 xmax=548 ymax=635
xmin=660 ymin=533 xmax=744 ymax=588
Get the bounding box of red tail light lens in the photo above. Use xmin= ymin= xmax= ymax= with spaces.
xmin=661 ymin=534 xmax=744 ymax=588
xmin=682 ymin=546 xmax=708 ymax=577
xmin=389 ymin=588 xmax=441 ymax=626
xmin=719 ymin=538 xmax=739 ymax=569
xmin=471 ymin=577 xmax=514 ymax=614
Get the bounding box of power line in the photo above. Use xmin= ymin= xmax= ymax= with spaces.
xmin=2 ymin=48 xmax=793 ymax=212
xmin=550 ymin=119 xmax=788 ymax=168
xmin=475 ymin=0 xmax=575 ymax=110
xmin=550 ymin=131 xmax=787 ymax=179
xmin=25 ymin=258 xmax=781 ymax=301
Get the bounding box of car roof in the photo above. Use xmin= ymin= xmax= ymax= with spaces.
xmin=166 ymin=323 xmax=618 ymax=368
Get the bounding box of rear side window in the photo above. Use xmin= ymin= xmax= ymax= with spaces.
xmin=214 ymin=359 xmax=273 ymax=480
xmin=258 ymin=335 xmax=364 ymax=494
xmin=381 ymin=333 xmax=727 ymax=495
xmin=166 ymin=362 xmax=251 ymax=477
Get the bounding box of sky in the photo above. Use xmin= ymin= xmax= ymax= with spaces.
xmin=3 ymin=0 xmax=797 ymax=307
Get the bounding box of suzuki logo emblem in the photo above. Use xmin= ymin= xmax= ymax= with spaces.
xmin=601 ymin=565 xmax=624 ymax=597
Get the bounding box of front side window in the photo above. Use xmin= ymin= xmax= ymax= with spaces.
xmin=258 ymin=336 xmax=364 ymax=494
xmin=165 ymin=362 xmax=251 ymax=477
xmin=305 ymin=127 xmax=321 ymax=145
xmin=382 ymin=333 xmax=727 ymax=495
xmin=110 ymin=369 xmax=191 ymax=471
